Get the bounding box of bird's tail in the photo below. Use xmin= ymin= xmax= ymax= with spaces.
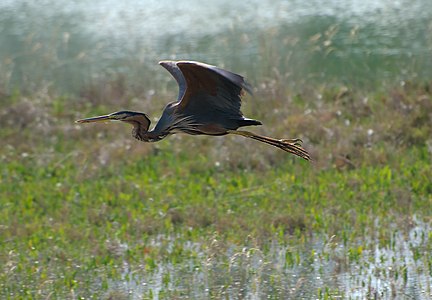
xmin=228 ymin=130 xmax=311 ymax=161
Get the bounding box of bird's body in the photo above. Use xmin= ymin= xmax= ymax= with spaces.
xmin=76 ymin=60 xmax=310 ymax=160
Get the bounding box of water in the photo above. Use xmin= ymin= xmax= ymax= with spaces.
xmin=0 ymin=0 xmax=431 ymax=92
xmin=104 ymin=218 xmax=431 ymax=299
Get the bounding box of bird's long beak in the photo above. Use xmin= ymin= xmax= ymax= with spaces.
xmin=75 ymin=114 xmax=114 ymax=123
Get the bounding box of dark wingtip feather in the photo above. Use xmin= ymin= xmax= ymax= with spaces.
xmin=242 ymin=80 xmax=253 ymax=95
xmin=176 ymin=61 xmax=253 ymax=96
xmin=159 ymin=60 xmax=187 ymax=101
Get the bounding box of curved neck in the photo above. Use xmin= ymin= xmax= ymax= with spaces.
xmin=132 ymin=122 xmax=165 ymax=142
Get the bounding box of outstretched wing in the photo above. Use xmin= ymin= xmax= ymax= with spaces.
xmin=160 ymin=60 xmax=252 ymax=114
xmin=177 ymin=61 xmax=252 ymax=113
xmin=158 ymin=60 xmax=259 ymax=132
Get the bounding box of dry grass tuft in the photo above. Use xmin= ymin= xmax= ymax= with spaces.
xmin=1 ymin=76 xmax=430 ymax=172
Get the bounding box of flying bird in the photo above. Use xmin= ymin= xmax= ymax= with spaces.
xmin=76 ymin=61 xmax=310 ymax=160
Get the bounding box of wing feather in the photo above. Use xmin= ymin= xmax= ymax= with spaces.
xmin=159 ymin=61 xmax=187 ymax=101
xmin=158 ymin=60 xmax=257 ymax=131
xmin=175 ymin=61 xmax=250 ymax=116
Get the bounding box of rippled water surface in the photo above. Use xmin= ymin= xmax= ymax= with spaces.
xmin=1 ymin=0 xmax=431 ymax=91
xmin=106 ymin=218 xmax=431 ymax=299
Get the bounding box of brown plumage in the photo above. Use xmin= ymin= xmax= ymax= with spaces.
xmin=76 ymin=60 xmax=310 ymax=161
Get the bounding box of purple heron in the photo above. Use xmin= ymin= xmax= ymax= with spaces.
xmin=76 ymin=61 xmax=310 ymax=160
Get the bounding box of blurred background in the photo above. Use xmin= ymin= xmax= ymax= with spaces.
xmin=1 ymin=1 xmax=431 ymax=299
xmin=1 ymin=0 xmax=431 ymax=94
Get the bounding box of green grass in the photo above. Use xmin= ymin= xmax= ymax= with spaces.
xmin=1 ymin=147 xmax=430 ymax=298
xmin=1 ymin=4 xmax=432 ymax=297
xmin=1 ymin=76 xmax=431 ymax=298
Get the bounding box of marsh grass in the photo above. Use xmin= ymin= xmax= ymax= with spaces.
xmin=1 ymin=2 xmax=432 ymax=297
xmin=1 ymin=72 xmax=431 ymax=298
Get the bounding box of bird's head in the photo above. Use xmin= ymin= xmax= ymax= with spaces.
xmin=76 ymin=110 xmax=152 ymax=140
xmin=76 ymin=110 xmax=149 ymax=126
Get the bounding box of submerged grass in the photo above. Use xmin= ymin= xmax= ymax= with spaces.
xmin=0 ymin=73 xmax=431 ymax=298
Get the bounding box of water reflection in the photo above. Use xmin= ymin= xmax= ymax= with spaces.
xmin=105 ymin=217 xmax=431 ymax=299
xmin=0 ymin=0 xmax=431 ymax=92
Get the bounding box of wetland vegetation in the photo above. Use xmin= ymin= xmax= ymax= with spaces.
xmin=1 ymin=0 xmax=431 ymax=299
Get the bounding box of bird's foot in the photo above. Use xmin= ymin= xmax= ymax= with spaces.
xmin=279 ymin=138 xmax=303 ymax=147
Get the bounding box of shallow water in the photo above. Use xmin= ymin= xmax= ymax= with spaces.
xmin=1 ymin=0 xmax=431 ymax=92
xmin=104 ymin=217 xmax=431 ymax=299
